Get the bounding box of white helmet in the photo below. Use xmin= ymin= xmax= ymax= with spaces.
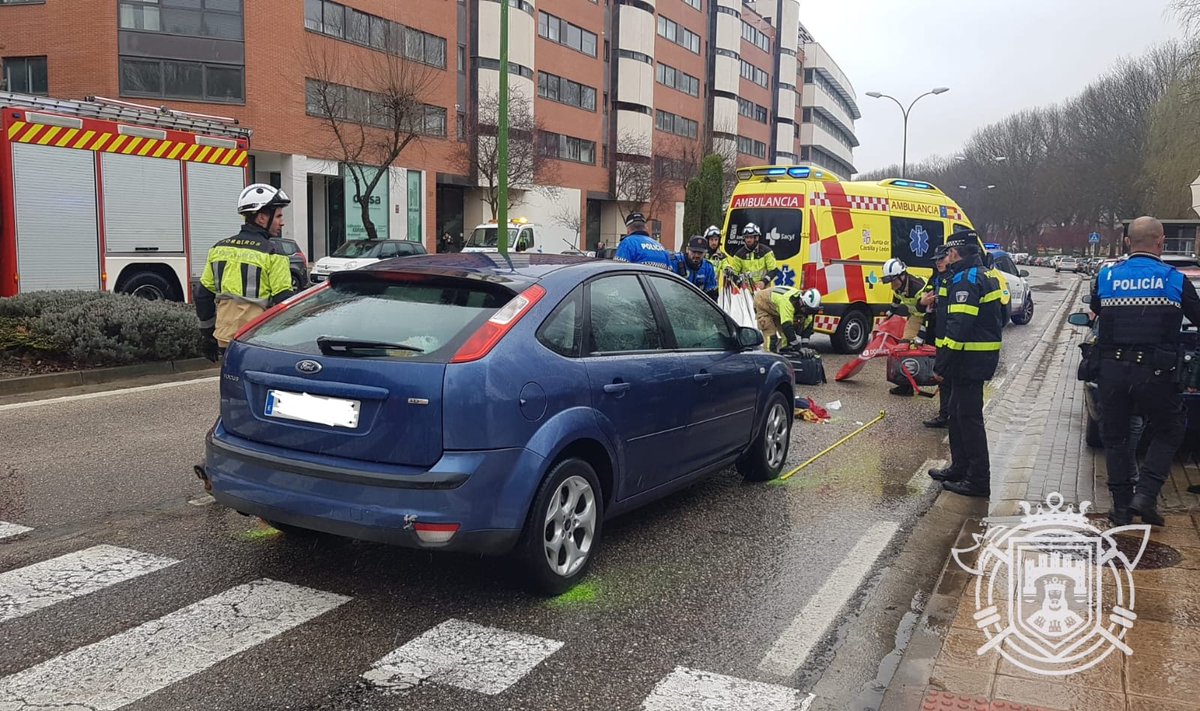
xmin=237 ymin=183 xmax=291 ymax=216
xmin=882 ymin=258 xmax=907 ymax=283
xmin=742 ymin=223 xmax=762 ymax=238
xmin=798 ymin=288 xmax=821 ymax=310
xmin=704 ymin=225 xmax=721 ymax=238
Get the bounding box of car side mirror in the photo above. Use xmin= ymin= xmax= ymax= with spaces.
xmin=1067 ymin=312 xmax=1092 ymax=327
xmin=736 ymin=326 xmax=764 ymax=350
xmin=1019 ymin=270 xmax=1029 ymax=278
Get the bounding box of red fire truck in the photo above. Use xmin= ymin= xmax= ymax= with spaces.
xmin=0 ymin=91 xmax=250 ymax=302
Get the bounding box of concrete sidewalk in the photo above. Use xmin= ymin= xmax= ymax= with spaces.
xmin=882 ymin=277 xmax=1200 ymax=710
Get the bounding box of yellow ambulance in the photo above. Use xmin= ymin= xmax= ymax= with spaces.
xmin=720 ymin=165 xmax=997 ymax=353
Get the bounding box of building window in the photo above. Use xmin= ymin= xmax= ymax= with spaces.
xmin=656 ymin=15 xmax=701 ymax=54
xmin=458 ymin=44 xmax=466 ymax=73
xmin=806 ymin=68 xmax=856 ymax=118
xmin=477 ymin=57 xmax=534 ymax=79
xmin=457 ymin=111 xmax=466 ymax=142
xmin=305 ymin=78 xmax=447 ymax=137
xmin=655 ymin=110 xmax=698 ymax=139
xmin=120 ymin=57 xmax=243 ymax=103
xmin=737 ymin=136 xmax=766 ymax=159
xmin=2 ymin=56 xmax=48 ymax=95
xmin=617 ymin=49 xmax=653 ymax=64
xmin=655 ymin=156 xmax=693 ymax=181
xmin=538 ymin=72 xmax=597 ymax=111
xmin=803 ymin=107 xmax=856 ymax=149
xmin=0 ymin=0 xmax=47 ymax=4
xmin=538 ymin=11 xmax=597 ymax=57
xmin=740 ymin=59 xmax=769 ymax=88
xmin=118 ymin=0 xmax=244 ymax=41
xmin=683 ymin=0 xmax=701 ymax=9
xmin=538 ymin=130 xmax=596 ymax=164
xmin=741 ymin=20 xmax=770 ymax=52
xmin=655 ymin=62 xmax=699 ymax=97
xmin=305 ymin=0 xmax=447 ymax=69
xmin=738 ymin=97 xmax=768 ymax=123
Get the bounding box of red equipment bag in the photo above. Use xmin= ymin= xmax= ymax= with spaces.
xmin=834 ymin=315 xmax=907 ymax=382
xmin=886 ymin=343 xmax=939 ymax=395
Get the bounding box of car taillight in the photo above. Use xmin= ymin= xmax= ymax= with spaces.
xmin=450 ymin=284 xmax=546 ymax=363
xmin=296 ymin=250 xmax=307 ymax=263
xmin=233 ymin=282 xmax=330 ymax=342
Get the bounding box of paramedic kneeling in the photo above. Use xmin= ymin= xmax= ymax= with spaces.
xmin=1090 ymin=216 xmax=1200 ymax=527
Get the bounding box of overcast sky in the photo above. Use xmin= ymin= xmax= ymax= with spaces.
xmin=798 ymin=0 xmax=1186 ymax=174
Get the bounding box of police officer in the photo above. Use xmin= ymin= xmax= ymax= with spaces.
xmin=926 ymin=230 xmax=1004 ymax=497
xmin=1090 ymin=216 xmax=1200 ymax=526
xmin=882 ymin=258 xmax=929 ymax=395
xmin=727 ymin=223 xmax=781 ymax=289
xmin=704 ymin=225 xmax=727 ymax=270
xmin=613 ymin=212 xmax=673 ymax=269
xmin=195 ymin=184 xmax=295 ymax=361
xmin=920 ymin=250 xmax=953 ymax=428
xmin=754 ymin=286 xmax=821 ymax=355
xmin=672 ymin=236 xmax=719 ymax=300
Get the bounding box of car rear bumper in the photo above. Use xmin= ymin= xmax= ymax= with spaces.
xmin=205 ymin=423 xmax=543 ymax=554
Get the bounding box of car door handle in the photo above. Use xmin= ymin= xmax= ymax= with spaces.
xmin=694 ymin=372 xmax=713 ymax=385
xmin=603 ymin=381 xmax=631 ymax=395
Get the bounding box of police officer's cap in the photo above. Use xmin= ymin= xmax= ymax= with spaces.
xmin=933 ymin=229 xmax=980 ymax=259
xmin=625 ymin=212 xmax=646 ymax=226
xmin=687 ymin=236 xmax=707 ymax=252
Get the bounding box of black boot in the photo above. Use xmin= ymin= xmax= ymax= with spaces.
xmin=923 ymin=415 xmax=948 ymax=428
xmin=942 ymin=480 xmax=990 ymax=498
xmin=889 ymin=384 xmax=914 ymax=396
xmin=928 ymin=467 xmax=963 ymax=482
xmin=1130 ymin=493 xmax=1166 ymax=527
xmin=1109 ymin=490 xmax=1133 ymax=526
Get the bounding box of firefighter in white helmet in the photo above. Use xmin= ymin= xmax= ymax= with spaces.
xmin=195 ymin=184 xmax=296 ymax=360
xmin=754 ymin=286 xmax=822 ymax=356
xmin=881 ymin=257 xmax=929 ymax=394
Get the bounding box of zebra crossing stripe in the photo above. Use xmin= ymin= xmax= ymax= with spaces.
xmin=642 ymin=667 xmax=813 ymax=711
xmin=363 ymin=618 xmax=564 ymax=695
xmin=0 ymin=578 xmax=349 ymax=710
xmin=0 ymin=545 xmax=178 ymax=623
xmin=0 ymin=522 xmax=31 ymax=541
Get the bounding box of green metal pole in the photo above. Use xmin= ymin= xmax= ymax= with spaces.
xmin=496 ymin=0 xmax=510 ymax=256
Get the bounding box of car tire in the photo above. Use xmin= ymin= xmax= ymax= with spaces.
xmin=737 ymin=391 xmax=792 ymax=482
xmin=519 ymin=458 xmax=603 ymax=596
xmin=1085 ymin=414 xmax=1104 ymax=449
xmin=291 ymin=271 xmax=303 ymax=291
xmin=1012 ymin=295 xmax=1034 ymax=325
xmin=120 ymin=271 xmax=178 ymax=301
xmin=832 ymin=309 xmax=870 ymax=353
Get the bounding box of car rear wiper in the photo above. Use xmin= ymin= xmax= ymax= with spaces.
xmin=316 ymin=337 xmax=424 ymax=356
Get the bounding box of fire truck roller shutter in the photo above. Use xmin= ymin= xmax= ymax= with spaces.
xmin=101 ymin=152 xmax=184 ymax=253
xmin=187 ymin=162 xmax=245 ymax=278
xmin=13 ymin=143 xmax=101 ymax=291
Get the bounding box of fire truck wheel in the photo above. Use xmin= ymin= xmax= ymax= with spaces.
xmin=120 ymin=272 xmax=178 ymax=302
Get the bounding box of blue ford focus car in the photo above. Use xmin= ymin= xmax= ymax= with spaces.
xmin=202 ymin=253 xmax=794 ymax=593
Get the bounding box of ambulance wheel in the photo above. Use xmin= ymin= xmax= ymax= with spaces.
xmin=832 ymin=310 xmax=870 ymax=353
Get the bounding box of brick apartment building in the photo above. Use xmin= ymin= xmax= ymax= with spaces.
xmin=0 ymin=0 xmax=857 ymax=258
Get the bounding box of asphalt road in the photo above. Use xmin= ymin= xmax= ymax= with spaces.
xmin=0 ymin=267 xmax=1080 ymax=711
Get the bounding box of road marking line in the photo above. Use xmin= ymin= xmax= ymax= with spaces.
xmin=363 ymin=618 xmax=563 ymax=695
xmin=758 ymin=521 xmax=900 ymax=678
xmin=0 ymin=522 xmax=32 ymax=541
xmin=907 ymin=459 xmax=947 ymax=492
xmin=0 ymin=545 xmax=179 ymax=623
xmin=0 ymin=377 xmax=218 ymax=412
xmin=642 ymin=666 xmax=813 ymax=711
xmin=0 ymin=578 xmax=349 ymax=710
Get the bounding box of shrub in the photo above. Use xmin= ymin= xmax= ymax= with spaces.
xmin=0 ymin=290 xmax=203 ymax=366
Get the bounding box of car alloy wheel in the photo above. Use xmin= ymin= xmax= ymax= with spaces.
xmin=764 ymin=400 xmax=789 ymax=470
xmin=542 ymin=474 xmax=597 ymax=578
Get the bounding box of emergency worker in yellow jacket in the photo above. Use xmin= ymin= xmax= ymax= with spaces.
xmin=726 ymin=223 xmax=781 ymax=289
xmin=754 ymin=286 xmax=821 ymax=355
xmin=195 ymin=184 xmax=296 ymax=359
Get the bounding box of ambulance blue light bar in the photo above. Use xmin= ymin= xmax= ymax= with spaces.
xmin=737 ymin=166 xmax=822 ymax=181
xmin=983 ymin=243 xmax=1001 ymax=250
xmin=892 ymin=180 xmax=934 ymax=189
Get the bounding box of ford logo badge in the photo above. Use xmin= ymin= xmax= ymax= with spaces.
xmin=296 ymin=360 xmax=322 ymax=375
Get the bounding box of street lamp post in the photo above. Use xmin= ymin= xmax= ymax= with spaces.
xmin=865 ymin=87 xmax=950 ymax=178
xmin=496 ymin=0 xmax=511 ymax=256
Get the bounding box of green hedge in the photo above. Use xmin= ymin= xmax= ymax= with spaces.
xmin=0 ymin=291 xmax=203 ymax=366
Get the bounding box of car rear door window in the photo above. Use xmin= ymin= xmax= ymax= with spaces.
xmin=645 ymin=276 xmax=733 ymax=350
xmin=538 ymin=287 xmax=582 ymax=357
xmin=586 ymin=275 xmax=663 ymax=353
xmin=242 ymin=279 xmax=510 ymax=360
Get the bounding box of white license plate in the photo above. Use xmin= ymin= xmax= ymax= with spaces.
xmin=264 ymin=389 xmax=361 ymax=429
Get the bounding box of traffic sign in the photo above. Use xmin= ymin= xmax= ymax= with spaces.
xmin=1088 ymin=232 xmax=1101 ymax=244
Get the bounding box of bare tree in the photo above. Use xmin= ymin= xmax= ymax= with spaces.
xmin=613 ymin=131 xmax=655 ymax=220
xmin=459 ymin=88 xmax=559 ymax=220
xmin=303 ymin=43 xmax=438 ymax=241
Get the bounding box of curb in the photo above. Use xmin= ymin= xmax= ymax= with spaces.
xmin=0 ymin=358 xmax=216 ymax=397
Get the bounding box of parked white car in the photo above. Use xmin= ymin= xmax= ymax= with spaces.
xmin=1056 ymin=256 xmax=1081 ymax=273
xmin=310 ymin=239 xmax=427 ymax=283
xmin=987 ymin=248 xmax=1034 ymax=325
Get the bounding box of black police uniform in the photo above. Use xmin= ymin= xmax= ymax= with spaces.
xmin=1089 ymin=252 xmax=1200 ymax=524
xmin=933 ymin=240 xmax=1004 ymax=496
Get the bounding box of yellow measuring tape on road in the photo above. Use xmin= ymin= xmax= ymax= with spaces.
xmin=779 ymin=410 xmax=887 ymax=481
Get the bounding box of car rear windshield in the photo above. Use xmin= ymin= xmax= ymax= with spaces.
xmin=242 ymin=279 xmax=513 ymax=360
xmin=331 ymin=241 xmax=383 ymax=258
